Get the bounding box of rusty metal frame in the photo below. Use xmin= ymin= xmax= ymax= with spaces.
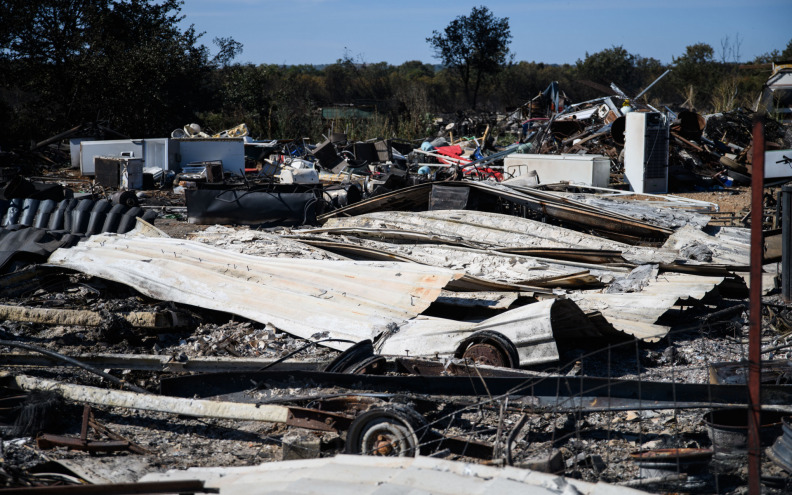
xmin=35 ymin=434 xmax=129 ymax=453
xmin=36 ymin=405 xmax=131 ymax=453
xmin=284 ymin=406 xmax=354 ymax=432
xmin=159 ymin=370 xmax=792 ymax=408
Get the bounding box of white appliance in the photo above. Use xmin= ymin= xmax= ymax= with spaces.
xmin=94 ymin=155 xmax=144 ymax=190
xmin=503 ymin=154 xmax=611 ymax=187
xmin=80 ymin=140 xmax=142 ymax=175
xmin=173 ymin=138 xmax=245 ymax=174
xmin=624 ymin=112 xmax=669 ymax=194
xmin=78 ymin=138 xmax=173 ymax=175
xmin=279 ymin=167 xmax=319 ymax=184
xmin=765 ymin=149 xmax=792 ymax=179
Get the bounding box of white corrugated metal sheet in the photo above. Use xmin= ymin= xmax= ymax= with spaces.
xmin=139 ymin=454 xmax=649 ymax=495
xmin=664 ymin=225 xmax=750 ymax=265
xmin=48 ymin=235 xmax=463 ymax=349
xmin=286 ymin=233 xmax=628 ymax=285
xmin=570 ymin=272 xmax=725 ymax=341
xmin=47 ymin=234 xmax=628 ymax=365
xmin=322 ymin=210 xmax=674 ymax=264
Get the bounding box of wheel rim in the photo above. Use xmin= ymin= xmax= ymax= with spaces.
xmin=345 ymin=406 xmax=426 ymax=457
xmin=463 ymin=342 xmax=507 ymax=367
xmin=455 ymin=331 xmax=519 ymax=369
xmin=359 ymin=418 xmax=415 ymax=456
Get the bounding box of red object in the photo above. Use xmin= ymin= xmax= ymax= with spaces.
xmin=463 ymin=166 xmax=503 ymax=181
xmin=433 ymin=145 xmax=472 ymax=166
xmin=433 ymin=145 xmax=464 ymax=157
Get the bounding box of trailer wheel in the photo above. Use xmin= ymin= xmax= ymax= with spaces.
xmin=455 ymin=331 xmax=519 ymax=369
xmin=345 ymin=405 xmax=427 ymax=457
xmin=324 ymin=340 xmax=384 ymax=374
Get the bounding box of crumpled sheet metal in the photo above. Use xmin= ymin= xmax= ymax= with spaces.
xmin=291 ymin=232 xmax=627 ymax=286
xmin=46 ymin=234 xmax=624 ymax=365
xmin=562 ymin=194 xmax=713 ymax=230
xmin=664 ymin=225 xmax=751 ymax=265
xmin=380 ymin=297 xmax=622 ymax=366
xmin=769 ymin=416 xmax=792 ymax=473
xmin=319 ymin=180 xmax=673 ymax=244
xmin=322 ymin=210 xmax=675 ymax=264
xmin=190 ymin=225 xmax=349 ymax=260
xmin=139 ymin=454 xmax=651 ymax=495
xmin=569 ymin=272 xmax=725 ymax=341
xmin=47 ymin=235 xmax=464 ymax=349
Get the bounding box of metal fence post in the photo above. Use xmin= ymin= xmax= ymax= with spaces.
xmin=783 ymin=185 xmax=792 ymax=302
xmin=748 ymin=116 xmax=765 ymax=495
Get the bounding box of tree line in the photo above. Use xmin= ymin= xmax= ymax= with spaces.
xmin=1 ymin=1 xmax=790 ymax=152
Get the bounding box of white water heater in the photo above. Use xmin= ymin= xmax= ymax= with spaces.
xmin=624 ymin=112 xmax=669 ymax=194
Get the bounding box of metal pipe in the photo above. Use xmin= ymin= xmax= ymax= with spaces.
xmin=0 ymin=479 xmax=213 ymax=494
xmin=783 ymin=184 xmax=792 ymax=302
xmin=748 ymin=116 xmax=765 ymax=495
xmin=0 ymin=339 xmax=149 ymax=394
xmin=634 ymin=69 xmax=672 ymax=101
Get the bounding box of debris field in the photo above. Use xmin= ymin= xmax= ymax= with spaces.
xmin=1 ymin=90 xmax=792 ymax=495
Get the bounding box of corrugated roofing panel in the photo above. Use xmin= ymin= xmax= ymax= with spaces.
xmin=570 ymin=272 xmax=725 ymax=341
xmin=48 ymin=235 xmax=463 ymax=350
xmin=47 ymin=233 xmax=623 ymax=365
xmin=322 ymin=210 xmax=673 ymax=264
xmin=139 ymin=454 xmax=649 ymax=495
xmin=291 ymin=234 xmax=627 ymax=286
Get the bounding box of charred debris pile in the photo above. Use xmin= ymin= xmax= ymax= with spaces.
xmin=1 ymin=94 xmax=792 ymax=494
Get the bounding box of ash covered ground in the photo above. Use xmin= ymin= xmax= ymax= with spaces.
xmin=2 ymin=188 xmax=792 ymax=494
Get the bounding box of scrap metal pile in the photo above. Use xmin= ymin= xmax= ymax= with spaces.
xmin=1 ymin=109 xmax=792 ymax=494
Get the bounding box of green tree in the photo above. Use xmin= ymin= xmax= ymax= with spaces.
xmin=573 ymin=46 xmax=668 ymax=104
xmin=576 ymin=46 xmax=636 ymax=91
xmin=396 ymin=61 xmax=436 ymax=81
xmin=781 ymin=38 xmax=792 ymax=61
xmin=750 ymin=38 xmax=792 ymax=64
xmin=426 ymin=6 xmax=512 ymax=109
xmin=0 ymin=0 xmax=215 ymax=147
xmin=670 ymin=43 xmax=719 ymax=109
xmin=212 ymin=36 xmax=243 ymax=68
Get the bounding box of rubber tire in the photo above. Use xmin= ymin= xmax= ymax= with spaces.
xmin=324 ymin=340 xmax=376 ymax=373
xmin=454 ymin=330 xmax=520 ymax=369
xmin=344 ymin=404 xmax=428 ymax=457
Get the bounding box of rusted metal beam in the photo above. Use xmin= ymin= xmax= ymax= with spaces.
xmin=671 ymin=131 xmax=704 ymax=152
xmin=157 ymin=370 xmax=792 ymax=407
xmin=88 ymin=412 xmax=152 ymax=455
xmin=0 ymin=340 xmax=149 ymax=394
xmin=35 ymin=434 xmax=129 ymax=453
xmin=284 ymin=406 xmax=354 ymax=432
xmin=748 ymin=115 xmax=765 ymax=495
xmin=0 ymin=480 xmax=215 ymax=494
xmin=34 ymin=405 xmax=138 ymax=454
xmin=79 ymin=405 xmax=90 ymax=443
xmin=431 ymin=435 xmax=494 ymax=459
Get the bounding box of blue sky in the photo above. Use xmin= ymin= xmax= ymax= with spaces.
xmin=180 ymin=0 xmax=791 ymax=67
